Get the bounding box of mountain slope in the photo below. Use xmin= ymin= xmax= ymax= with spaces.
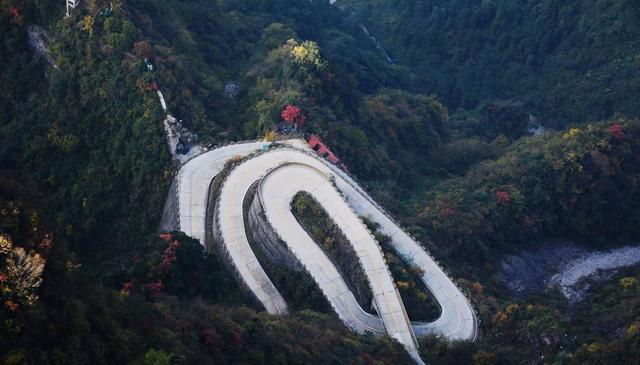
xmin=342 ymin=0 xmax=640 ymax=127
xmin=1 ymin=0 xmax=640 ymax=364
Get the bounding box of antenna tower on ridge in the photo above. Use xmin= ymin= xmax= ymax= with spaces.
xmin=66 ymin=0 xmax=79 ymax=17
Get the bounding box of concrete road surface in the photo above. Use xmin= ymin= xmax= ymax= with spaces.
xmin=174 ymin=140 xmax=478 ymax=364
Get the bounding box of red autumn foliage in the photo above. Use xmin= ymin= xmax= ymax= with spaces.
xmin=145 ymin=280 xmax=164 ymax=293
xmin=609 ymin=123 xmax=624 ymax=139
xmin=281 ymin=104 xmax=300 ymax=123
xmin=436 ymin=201 xmax=456 ymax=219
xmin=441 ymin=206 xmax=456 ymax=219
xmin=202 ymin=328 xmax=223 ymax=352
xmin=495 ymin=191 xmax=510 ymax=204
xmin=159 ymin=233 xmax=173 ymax=241
xmin=39 ymin=233 xmax=53 ymax=250
xmin=362 ymin=353 xmax=375 ymax=365
xmin=163 ymin=312 xmax=189 ymax=334
xmin=231 ymin=330 xmax=243 ymax=349
xmin=161 ymin=240 xmax=180 ymax=274
xmin=121 ymin=282 xmax=134 ymax=293
xmin=173 ymin=318 xmax=190 ymax=334
xmin=8 ymin=7 xmax=21 ymax=23
xmin=0 ymin=273 xmax=7 ymax=282
xmin=4 ymin=300 xmax=18 ymax=312
xmin=281 ymin=104 xmax=306 ymax=125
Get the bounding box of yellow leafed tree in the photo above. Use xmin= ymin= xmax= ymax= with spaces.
xmin=78 ymin=16 xmax=95 ymax=35
xmin=2 ymin=247 xmax=46 ymax=305
xmin=289 ymin=39 xmax=326 ymax=70
xmin=0 ymin=234 xmax=12 ymax=254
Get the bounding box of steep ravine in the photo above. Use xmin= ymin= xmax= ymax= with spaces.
xmin=500 ymin=242 xmax=640 ymax=302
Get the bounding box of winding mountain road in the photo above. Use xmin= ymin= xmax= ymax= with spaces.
xmin=172 ymin=139 xmax=478 ymax=364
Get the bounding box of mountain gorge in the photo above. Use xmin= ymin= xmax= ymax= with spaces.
xmin=342 ymin=0 xmax=640 ymax=127
xmin=1 ymin=0 xmax=639 ymax=364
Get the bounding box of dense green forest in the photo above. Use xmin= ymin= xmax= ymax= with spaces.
xmin=1 ymin=0 xmax=639 ymax=363
xmin=341 ymin=0 xmax=640 ymax=128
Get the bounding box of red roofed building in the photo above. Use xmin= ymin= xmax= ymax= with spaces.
xmin=307 ymin=134 xmax=346 ymax=170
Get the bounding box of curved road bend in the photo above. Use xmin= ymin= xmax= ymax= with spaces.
xmin=258 ymin=162 xmax=418 ymax=358
xmin=175 ymin=140 xmax=478 ymax=363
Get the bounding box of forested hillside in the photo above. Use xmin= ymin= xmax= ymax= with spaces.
xmin=1 ymin=0 xmax=639 ymax=364
xmin=341 ymin=0 xmax=640 ymax=127
xmin=0 ymin=0 xmax=418 ymax=362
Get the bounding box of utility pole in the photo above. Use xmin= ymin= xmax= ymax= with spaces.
xmin=66 ymin=0 xmax=79 ymax=17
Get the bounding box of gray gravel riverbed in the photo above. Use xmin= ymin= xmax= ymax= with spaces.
xmin=499 ymin=242 xmax=640 ymax=302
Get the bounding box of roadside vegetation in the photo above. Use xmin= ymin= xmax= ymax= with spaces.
xmin=362 ymin=218 xmax=441 ymax=322
xmin=291 ymin=192 xmax=374 ymax=311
